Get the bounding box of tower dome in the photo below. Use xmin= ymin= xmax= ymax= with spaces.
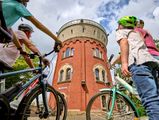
xmin=57 ymin=19 xmax=108 ymax=46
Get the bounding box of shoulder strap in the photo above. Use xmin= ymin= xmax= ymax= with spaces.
xmin=127 ymin=29 xmax=145 ymax=41
xmin=0 ymin=1 xmax=7 ymax=30
xmin=0 ymin=1 xmax=12 ymax=43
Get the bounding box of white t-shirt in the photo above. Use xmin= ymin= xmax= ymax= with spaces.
xmin=116 ymin=29 xmax=158 ymax=66
xmin=0 ymin=30 xmax=27 ymax=67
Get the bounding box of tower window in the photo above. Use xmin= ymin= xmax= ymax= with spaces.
xmin=101 ymin=95 xmax=107 ymax=108
xmin=59 ymin=70 xmax=64 ymax=82
xmin=95 ymin=68 xmax=99 ymax=81
xmin=62 ymin=47 xmax=74 ymax=59
xmin=66 ymin=68 xmax=71 ymax=80
xmin=82 ymin=27 xmax=85 ymax=33
xmin=100 ymin=51 xmax=103 ymax=59
xmin=93 ymin=48 xmax=103 ymax=59
xmin=65 ymin=48 xmax=71 ymax=57
xmin=102 ymin=70 xmax=105 ymax=82
xmin=93 ymin=30 xmax=96 ymax=35
xmin=71 ymin=48 xmax=74 ymax=56
xmin=71 ymin=29 xmax=73 ymax=34
xmin=93 ymin=65 xmax=107 ymax=82
xmin=62 ymin=51 xmax=65 ymax=58
xmin=58 ymin=65 xmax=73 ymax=83
xmin=95 ymin=48 xmax=100 ymax=58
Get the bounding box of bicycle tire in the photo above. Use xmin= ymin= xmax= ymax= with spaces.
xmin=15 ymin=85 xmax=60 ymax=120
xmin=86 ymin=91 xmax=139 ymax=120
xmin=55 ymin=90 xmax=67 ymax=120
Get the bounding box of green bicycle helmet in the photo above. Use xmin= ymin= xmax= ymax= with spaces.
xmin=118 ymin=16 xmax=137 ymax=28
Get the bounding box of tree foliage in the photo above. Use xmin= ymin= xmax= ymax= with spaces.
xmin=154 ymin=39 xmax=159 ymax=50
xmin=5 ymin=56 xmax=39 ymax=89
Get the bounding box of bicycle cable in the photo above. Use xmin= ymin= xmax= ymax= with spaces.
xmin=43 ymin=51 xmax=57 ymax=82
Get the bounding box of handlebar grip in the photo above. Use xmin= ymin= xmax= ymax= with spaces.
xmin=54 ymin=41 xmax=62 ymax=52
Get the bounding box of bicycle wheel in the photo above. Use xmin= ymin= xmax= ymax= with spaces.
xmin=86 ymin=91 xmax=138 ymax=120
xmin=55 ymin=90 xmax=67 ymax=120
xmin=15 ymin=85 xmax=60 ymax=120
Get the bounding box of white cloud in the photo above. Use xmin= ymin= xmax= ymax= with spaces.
xmin=12 ymin=0 xmax=159 ymax=69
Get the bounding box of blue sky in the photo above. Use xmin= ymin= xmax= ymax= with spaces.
xmin=13 ymin=0 xmax=159 ymax=83
xmin=13 ymin=0 xmax=159 ymax=56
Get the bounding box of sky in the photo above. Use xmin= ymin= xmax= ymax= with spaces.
xmin=12 ymin=0 xmax=159 ymax=83
xmin=13 ymin=0 xmax=159 ymax=56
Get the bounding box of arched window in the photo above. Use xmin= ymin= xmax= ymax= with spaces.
xmin=93 ymin=64 xmax=107 ymax=82
xmin=93 ymin=30 xmax=96 ymax=35
xmin=62 ymin=51 xmax=65 ymax=58
xmin=65 ymin=48 xmax=70 ymax=57
xmin=99 ymin=51 xmax=103 ymax=59
xmin=71 ymin=48 xmax=74 ymax=56
xmin=101 ymin=95 xmax=107 ymax=108
xmin=95 ymin=68 xmax=99 ymax=81
xmin=95 ymin=48 xmax=99 ymax=58
xmin=102 ymin=70 xmax=105 ymax=82
xmin=82 ymin=27 xmax=85 ymax=32
xmin=66 ymin=68 xmax=71 ymax=80
xmin=71 ymin=29 xmax=73 ymax=34
xmin=92 ymin=48 xmax=95 ymax=56
xmin=59 ymin=70 xmax=64 ymax=82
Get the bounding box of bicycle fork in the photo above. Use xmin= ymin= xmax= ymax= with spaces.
xmin=106 ymin=87 xmax=117 ymax=120
xmin=40 ymin=79 xmax=50 ymax=118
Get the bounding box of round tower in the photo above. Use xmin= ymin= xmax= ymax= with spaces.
xmin=50 ymin=19 xmax=112 ymax=111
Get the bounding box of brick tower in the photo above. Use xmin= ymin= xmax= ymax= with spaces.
xmin=50 ymin=19 xmax=112 ymax=111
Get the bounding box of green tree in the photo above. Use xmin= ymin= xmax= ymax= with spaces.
xmin=154 ymin=39 xmax=159 ymax=50
xmin=5 ymin=56 xmax=39 ymax=89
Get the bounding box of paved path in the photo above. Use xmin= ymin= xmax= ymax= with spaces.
xmin=29 ymin=112 xmax=148 ymax=120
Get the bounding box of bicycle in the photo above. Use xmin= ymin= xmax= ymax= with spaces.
xmin=0 ymin=46 xmax=67 ymax=120
xmin=86 ymin=54 xmax=141 ymax=120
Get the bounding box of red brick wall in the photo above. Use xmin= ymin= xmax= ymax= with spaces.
xmin=50 ymin=38 xmax=112 ymax=111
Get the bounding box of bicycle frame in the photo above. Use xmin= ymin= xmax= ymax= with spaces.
xmin=0 ymin=56 xmax=51 ymax=117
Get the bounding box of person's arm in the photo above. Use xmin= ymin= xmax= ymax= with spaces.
xmin=118 ymin=38 xmax=130 ymax=77
xmin=22 ymin=54 xmax=34 ymax=68
xmin=22 ymin=37 xmax=42 ymax=56
xmin=111 ymin=55 xmax=121 ymax=66
xmin=22 ymin=38 xmax=50 ymax=67
xmin=26 ymin=16 xmax=61 ymax=43
xmin=12 ymin=30 xmax=25 ymax=53
xmin=12 ymin=31 xmax=34 ymax=68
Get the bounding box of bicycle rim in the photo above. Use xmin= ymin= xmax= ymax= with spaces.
xmin=16 ymin=85 xmax=60 ymax=120
xmin=86 ymin=91 xmax=138 ymax=120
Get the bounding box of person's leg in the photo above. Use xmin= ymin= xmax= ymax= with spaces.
xmin=129 ymin=64 xmax=159 ymax=120
xmin=152 ymin=69 xmax=159 ymax=94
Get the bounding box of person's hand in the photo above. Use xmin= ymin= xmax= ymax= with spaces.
xmin=121 ymin=63 xmax=131 ymax=77
xmin=54 ymin=41 xmax=63 ymax=52
xmin=18 ymin=48 xmax=27 ymax=55
xmin=42 ymin=58 xmax=50 ymax=67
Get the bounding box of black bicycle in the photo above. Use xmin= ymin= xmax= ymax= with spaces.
xmin=0 ymin=27 xmax=67 ymax=120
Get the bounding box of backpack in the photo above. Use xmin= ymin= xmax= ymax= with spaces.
xmin=0 ymin=1 xmax=12 ymax=43
xmin=134 ymin=28 xmax=159 ymax=56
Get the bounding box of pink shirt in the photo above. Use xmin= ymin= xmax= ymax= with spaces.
xmin=134 ymin=28 xmax=159 ymax=56
xmin=0 ymin=30 xmax=26 ymax=67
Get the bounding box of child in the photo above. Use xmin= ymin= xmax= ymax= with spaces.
xmin=116 ymin=16 xmax=159 ymax=120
